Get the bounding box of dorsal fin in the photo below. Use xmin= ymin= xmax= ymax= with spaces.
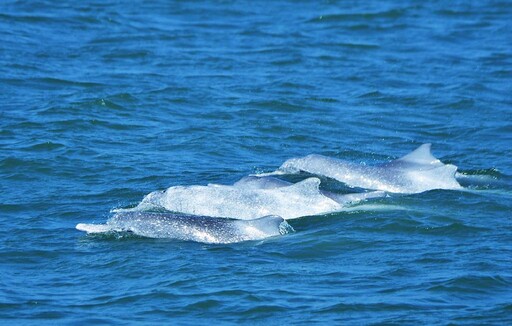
xmin=396 ymin=143 xmax=440 ymax=165
xmin=284 ymin=177 xmax=321 ymax=195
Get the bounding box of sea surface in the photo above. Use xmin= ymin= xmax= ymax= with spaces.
xmin=1 ymin=0 xmax=511 ymax=324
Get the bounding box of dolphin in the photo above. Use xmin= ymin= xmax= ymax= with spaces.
xmin=120 ymin=176 xmax=384 ymax=220
xmin=122 ymin=177 xmax=341 ymax=220
xmin=260 ymin=144 xmax=462 ymax=194
xmin=76 ymin=212 xmax=293 ymax=244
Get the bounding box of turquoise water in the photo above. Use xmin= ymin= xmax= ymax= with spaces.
xmin=1 ymin=0 xmax=511 ymax=324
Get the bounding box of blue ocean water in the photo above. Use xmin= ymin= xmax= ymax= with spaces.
xmin=1 ymin=0 xmax=511 ymax=324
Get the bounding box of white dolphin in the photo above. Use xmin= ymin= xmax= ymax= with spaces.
xmin=76 ymin=212 xmax=293 ymax=244
xmin=260 ymin=144 xmax=462 ymax=194
xmin=118 ymin=177 xmax=384 ymax=220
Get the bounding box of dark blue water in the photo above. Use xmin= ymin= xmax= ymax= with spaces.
xmin=1 ymin=0 xmax=511 ymax=324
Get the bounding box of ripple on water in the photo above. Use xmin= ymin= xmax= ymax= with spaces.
xmin=428 ymin=275 xmax=512 ymax=296
xmin=1 ymin=0 xmax=511 ymax=324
